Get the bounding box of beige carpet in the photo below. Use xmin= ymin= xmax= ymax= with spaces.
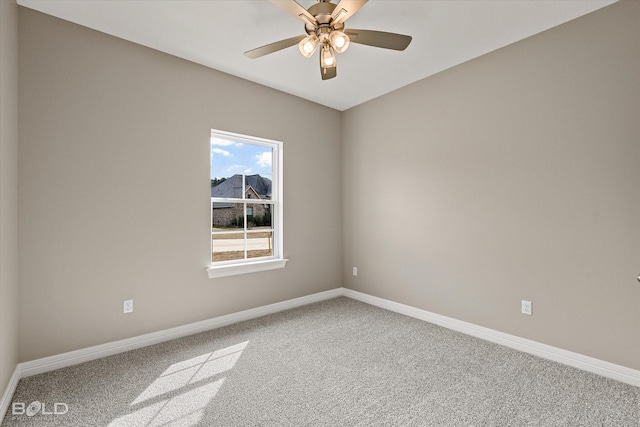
xmin=3 ymin=297 xmax=639 ymax=426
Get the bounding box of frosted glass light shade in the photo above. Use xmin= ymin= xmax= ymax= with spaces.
xmin=330 ymin=30 xmax=350 ymax=53
xmin=320 ymin=44 xmax=336 ymax=67
xmin=298 ymin=35 xmax=319 ymax=58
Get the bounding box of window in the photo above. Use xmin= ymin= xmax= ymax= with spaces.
xmin=207 ymin=130 xmax=287 ymax=279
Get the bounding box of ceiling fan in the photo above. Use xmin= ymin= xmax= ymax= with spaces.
xmin=244 ymin=0 xmax=412 ymax=80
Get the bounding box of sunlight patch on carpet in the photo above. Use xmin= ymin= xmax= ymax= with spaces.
xmin=108 ymin=341 xmax=249 ymax=427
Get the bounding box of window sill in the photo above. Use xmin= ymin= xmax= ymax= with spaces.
xmin=206 ymin=258 xmax=289 ymax=279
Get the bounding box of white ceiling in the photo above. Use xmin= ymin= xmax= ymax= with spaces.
xmin=17 ymin=0 xmax=616 ymax=111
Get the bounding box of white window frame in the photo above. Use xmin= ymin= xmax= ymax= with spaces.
xmin=207 ymin=130 xmax=287 ymax=279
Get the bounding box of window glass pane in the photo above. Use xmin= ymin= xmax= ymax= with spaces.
xmin=246 ymin=230 xmax=273 ymax=259
xmin=211 ymin=136 xmax=245 ymax=200
xmin=211 ymin=202 xmax=274 ymax=262
xmin=212 ymin=202 xmax=245 ymax=229
xmin=246 ymin=173 xmax=271 ymax=200
xmin=212 ymin=231 xmax=245 ymax=263
xmin=245 ymin=144 xmax=273 ymax=178
xmin=255 ymin=173 xmax=273 ymax=200
xmin=246 ymin=203 xmax=273 ymax=230
xmin=246 ymin=202 xmax=273 ymax=259
xmin=212 ymin=242 xmax=244 ymax=262
xmin=212 ymin=202 xmax=245 ymax=262
xmin=211 ymin=137 xmax=273 ymax=202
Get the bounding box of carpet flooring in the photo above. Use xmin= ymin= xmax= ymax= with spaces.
xmin=2 ymin=297 xmax=639 ymax=426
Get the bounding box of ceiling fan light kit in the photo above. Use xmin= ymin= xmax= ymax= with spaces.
xmin=330 ymin=30 xmax=350 ymax=53
xmin=299 ymin=34 xmax=319 ymax=57
xmin=244 ymin=0 xmax=412 ymax=80
xmin=320 ymin=44 xmax=336 ymax=67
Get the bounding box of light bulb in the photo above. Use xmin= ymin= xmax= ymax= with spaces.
xmin=324 ymin=55 xmax=335 ymax=67
xmin=320 ymin=44 xmax=336 ymax=67
xmin=303 ymin=41 xmax=315 ymax=53
xmin=298 ymin=35 xmax=319 ymax=58
xmin=329 ymin=30 xmax=350 ymax=53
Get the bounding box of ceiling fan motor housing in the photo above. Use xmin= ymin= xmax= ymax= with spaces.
xmin=305 ymin=1 xmax=344 ymax=36
xmin=309 ymin=0 xmax=337 ymax=18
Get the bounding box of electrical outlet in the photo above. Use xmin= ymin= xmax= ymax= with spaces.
xmin=123 ymin=299 xmax=134 ymax=314
xmin=352 ymin=267 xmax=358 ymax=276
xmin=521 ymin=300 xmax=532 ymax=316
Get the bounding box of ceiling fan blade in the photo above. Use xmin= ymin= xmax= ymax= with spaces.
xmin=345 ymin=29 xmax=412 ymax=51
xmin=268 ymin=0 xmax=318 ymax=27
xmin=244 ymin=35 xmax=306 ymax=59
xmin=331 ymin=0 xmax=368 ymax=25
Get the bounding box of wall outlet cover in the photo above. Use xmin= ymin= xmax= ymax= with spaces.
xmin=123 ymin=299 xmax=134 ymax=314
xmin=521 ymin=300 xmax=532 ymax=316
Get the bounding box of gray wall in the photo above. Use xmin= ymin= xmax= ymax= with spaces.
xmin=18 ymin=8 xmax=342 ymax=362
xmin=0 ymin=0 xmax=20 ymax=398
xmin=13 ymin=1 xmax=640 ymax=373
xmin=342 ymin=1 xmax=640 ymax=370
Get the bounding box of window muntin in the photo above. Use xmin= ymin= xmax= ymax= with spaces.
xmin=209 ymin=130 xmax=284 ymax=274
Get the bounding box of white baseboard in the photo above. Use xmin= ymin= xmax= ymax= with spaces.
xmin=19 ymin=288 xmax=343 ymax=379
xmin=0 ymin=366 xmax=20 ymax=424
xmin=342 ymin=288 xmax=640 ymax=388
xmin=2 ymin=285 xmax=638 ymax=425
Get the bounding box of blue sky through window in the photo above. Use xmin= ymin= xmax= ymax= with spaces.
xmin=211 ymin=135 xmax=273 ymax=180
